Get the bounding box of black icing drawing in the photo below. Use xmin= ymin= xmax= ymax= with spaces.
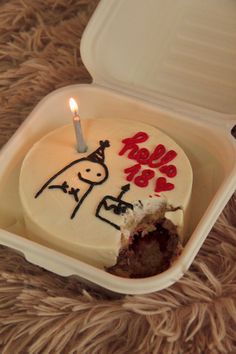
xmin=48 ymin=181 xmax=69 ymax=193
xmin=35 ymin=140 xmax=110 ymax=219
xmin=48 ymin=182 xmax=80 ymax=202
xmin=95 ymin=184 xmax=133 ymax=230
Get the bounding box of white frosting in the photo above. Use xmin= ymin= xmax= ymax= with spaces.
xmin=120 ymin=198 xmax=167 ymax=241
xmin=165 ymin=209 xmax=184 ymax=240
xmin=19 ymin=118 xmax=192 ymax=268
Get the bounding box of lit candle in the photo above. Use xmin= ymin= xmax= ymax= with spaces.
xmin=69 ymin=97 xmax=87 ymax=153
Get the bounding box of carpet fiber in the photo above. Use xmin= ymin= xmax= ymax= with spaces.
xmin=0 ymin=1 xmax=236 ymax=353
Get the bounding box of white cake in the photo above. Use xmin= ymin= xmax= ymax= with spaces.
xmin=19 ymin=118 xmax=192 ymax=272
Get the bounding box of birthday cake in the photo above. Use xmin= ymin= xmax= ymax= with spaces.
xmin=19 ymin=118 xmax=192 ymax=278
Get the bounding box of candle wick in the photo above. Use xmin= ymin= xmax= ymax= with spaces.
xmin=73 ymin=112 xmax=80 ymax=121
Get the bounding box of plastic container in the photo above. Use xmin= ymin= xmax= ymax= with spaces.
xmin=0 ymin=0 xmax=235 ymax=294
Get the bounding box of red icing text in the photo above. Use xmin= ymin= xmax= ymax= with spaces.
xmin=124 ymin=164 xmax=155 ymax=188
xmin=119 ymin=132 xmax=149 ymax=158
xmin=119 ymin=131 xmax=178 ymax=193
xmin=124 ymin=164 xmax=141 ymax=182
xmin=159 ymin=164 xmax=177 ymax=178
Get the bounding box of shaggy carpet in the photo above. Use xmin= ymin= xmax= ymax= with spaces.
xmin=0 ymin=1 xmax=236 ymax=353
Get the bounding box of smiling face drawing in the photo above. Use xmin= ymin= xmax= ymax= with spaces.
xmin=35 ymin=140 xmax=111 ymax=219
xmin=77 ymin=159 xmax=108 ymax=185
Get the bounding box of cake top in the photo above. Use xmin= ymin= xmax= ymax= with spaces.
xmin=19 ymin=118 xmax=192 ymax=268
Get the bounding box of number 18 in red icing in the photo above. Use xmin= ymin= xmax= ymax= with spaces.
xmin=119 ymin=131 xmax=177 ymax=193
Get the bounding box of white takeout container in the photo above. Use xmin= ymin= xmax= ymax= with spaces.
xmin=0 ymin=0 xmax=235 ymax=295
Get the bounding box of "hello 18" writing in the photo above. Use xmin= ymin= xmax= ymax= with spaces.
xmin=119 ymin=131 xmax=177 ymax=192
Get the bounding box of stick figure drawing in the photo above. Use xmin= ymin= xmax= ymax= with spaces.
xmin=35 ymin=140 xmax=110 ymax=219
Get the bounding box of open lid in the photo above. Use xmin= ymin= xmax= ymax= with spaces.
xmin=81 ymin=0 xmax=236 ymax=126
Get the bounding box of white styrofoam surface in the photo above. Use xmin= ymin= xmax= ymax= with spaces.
xmin=81 ymin=0 xmax=236 ymax=125
xmin=0 ymin=84 xmax=235 ymax=294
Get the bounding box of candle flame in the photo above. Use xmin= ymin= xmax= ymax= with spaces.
xmin=69 ymin=97 xmax=79 ymax=115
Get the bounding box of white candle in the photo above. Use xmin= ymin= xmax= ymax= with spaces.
xmin=69 ymin=97 xmax=87 ymax=153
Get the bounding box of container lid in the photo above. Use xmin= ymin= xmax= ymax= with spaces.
xmin=81 ymin=0 xmax=236 ymax=126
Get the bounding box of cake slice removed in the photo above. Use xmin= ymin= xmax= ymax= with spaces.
xmin=108 ymin=199 xmax=183 ymax=278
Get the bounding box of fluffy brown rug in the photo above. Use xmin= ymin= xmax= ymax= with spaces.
xmin=0 ymin=1 xmax=235 ymax=353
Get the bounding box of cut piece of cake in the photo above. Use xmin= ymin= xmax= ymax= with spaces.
xmin=19 ymin=118 xmax=192 ymax=276
xmin=108 ymin=199 xmax=183 ymax=278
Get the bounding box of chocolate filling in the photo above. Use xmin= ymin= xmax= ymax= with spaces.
xmin=107 ymin=220 xmax=181 ymax=278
